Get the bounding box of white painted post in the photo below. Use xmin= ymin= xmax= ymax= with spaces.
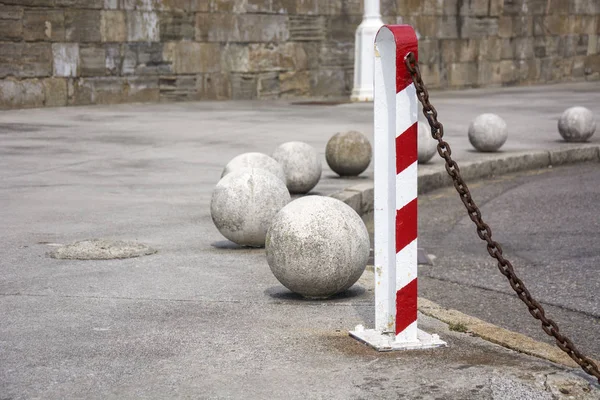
xmin=350 ymin=0 xmax=384 ymax=102
xmin=350 ymin=25 xmax=446 ymax=351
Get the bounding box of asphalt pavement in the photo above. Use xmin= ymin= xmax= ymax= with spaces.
xmin=1 ymin=81 xmax=600 ymax=398
xmin=418 ymin=163 xmax=600 ymax=361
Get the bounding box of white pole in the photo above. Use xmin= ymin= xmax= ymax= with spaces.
xmin=350 ymin=25 xmax=446 ymax=351
xmin=350 ymin=0 xmax=384 ymax=102
xmin=372 ymin=25 xmax=396 ymax=333
xmin=364 ymin=0 xmax=380 ymax=17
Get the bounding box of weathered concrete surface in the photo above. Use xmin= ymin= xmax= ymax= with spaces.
xmin=468 ymin=113 xmax=508 ymax=152
xmin=266 ymin=196 xmax=369 ymax=299
xmin=1 ymin=82 xmax=600 ymax=398
xmin=558 ymin=106 xmax=597 ymax=142
xmin=221 ymin=151 xmax=286 ymax=183
xmin=272 ymin=141 xmax=322 ymax=194
xmin=418 ymin=120 xmax=437 ymax=164
xmin=49 ymin=238 xmax=156 ymax=260
xmin=210 ymin=168 xmax=290 ymax=247
xmin=325 ymin=131 xmax=372 ymax=177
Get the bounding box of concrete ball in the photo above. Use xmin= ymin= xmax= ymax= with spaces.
xmin=325 ymin=131 xmax=372 ymax=176
xmin=211 ymin=169 xmax=291 ymax=247
xmin=266 ymin=196 xmax=370 ymax=299
xmin=221 ymin=152 xmax=286 ymax=183
xmin=558 ymin=106 xmax=596 ymax=142
xmin=468 ymin=113 xmax=508 ymax=152
xmin=418 ymin=121 xmax=437 ymax=164
xmin=272 ymin=142 xmax=322 ymax=194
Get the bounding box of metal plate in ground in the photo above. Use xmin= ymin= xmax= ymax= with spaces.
xmin=48 ymin=239 xmax=157 ymax=260
xmin=350 ymin=325 xmax=447 ymax=351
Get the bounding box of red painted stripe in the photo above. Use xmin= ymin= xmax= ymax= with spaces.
xmin=395 ymin=122 xmax=418 ymax=174
xmin=386 ymin=25 xmax=418 ymax=93
xmin=395 ymin=278 xmax=418 ymax=335
xmin=396 ymin=198 xmax=417 ymax=253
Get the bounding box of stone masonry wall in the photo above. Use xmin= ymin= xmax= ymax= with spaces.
xmin=406 ymin=0 xmax=600 ymax=89
xmin=0 ymin=0 xmax=598 ymax=109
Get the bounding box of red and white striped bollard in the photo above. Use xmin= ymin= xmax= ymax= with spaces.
xmin=350 ymin=25 xmax=446 ymax=350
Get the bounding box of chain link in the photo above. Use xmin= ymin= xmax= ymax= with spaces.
xmin=404 ymin=52 xmax=600 ymax=384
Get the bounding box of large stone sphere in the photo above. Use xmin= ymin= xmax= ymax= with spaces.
xmin=418 ymin=121 xmax=437 ymax=164
xmin=272 ymin=142 xmax=321 ymax=194
xmin=468 ymin=113 xmax=508 ymax=152
xmin=266 ymin=196 xmax=370 ymax=299
xmin=558 ymin=106 xmax=596 ymax=142
xmin=211 ymin=169 xmax=291 ymax=247
xmin=221 ymin=152 xmax=286 ymax=183
xmin=325 ymin=131 xmax=372 ymax=176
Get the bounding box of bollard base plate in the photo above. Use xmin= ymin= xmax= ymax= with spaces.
xmin=349 ymin=325 xmax=447 ymax=351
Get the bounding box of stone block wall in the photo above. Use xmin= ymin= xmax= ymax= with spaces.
xmin=0 ymin=0 xmax=371 ymax=108
xmin=406 ymin=0 xmax=600 ymax=88
xmin=0 ymin=0 xmax=598 ymax=109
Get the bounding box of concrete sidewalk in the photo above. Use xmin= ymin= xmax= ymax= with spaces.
xmin=1 ymin=82 xmax=599 ymax=398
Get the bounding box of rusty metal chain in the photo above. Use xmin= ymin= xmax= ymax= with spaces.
xmin=404 ymin=52 xmax=600 ymax=384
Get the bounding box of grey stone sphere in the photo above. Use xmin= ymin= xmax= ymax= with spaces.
xmin=272 ymin=142 xmax=322 ymax=194
xmin=325 ymin=131 xmax=372 ymax=176
xmin=221 ymin=152 xmax=286 ymax=183
xmin=211 ymin=168 xmax=291 ymax=248
xmin=418 ymin=121 xmax=437 ymax=164
xmin=558 ymin=106 xmax=596 ymax=142
xmin=266 ymin=196 xmax=370 ymax=299
xmin=468 ymin=113 xmax=508 ymax=152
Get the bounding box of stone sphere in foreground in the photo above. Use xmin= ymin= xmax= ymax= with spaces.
xmin=266 ymin=196 xmax=370 ymax=299
xmin=468 ymin=113 xmax=508 ymax=152
xmin=211 ymin=169 xmax=291 ymax=247
xmin=272 ymin=142 xmax=321 ymax=194
xmin=558 ymin=106 xmax=596 ymax=142
xmin=418 ymin=121 xmax=437 ymax=164
xmin=325 ymin=131 xmax=372 ymax=176
xmin=221 ymin=152 xmax=286 ymax=183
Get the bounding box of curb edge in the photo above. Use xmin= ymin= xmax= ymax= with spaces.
xmin=417 ymin=297 xmax=587 ymax=369
xmin=338 ymin=144 xmax=600 ymax=369
xmin=330 ymin=144 xmax=600 ymax=213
